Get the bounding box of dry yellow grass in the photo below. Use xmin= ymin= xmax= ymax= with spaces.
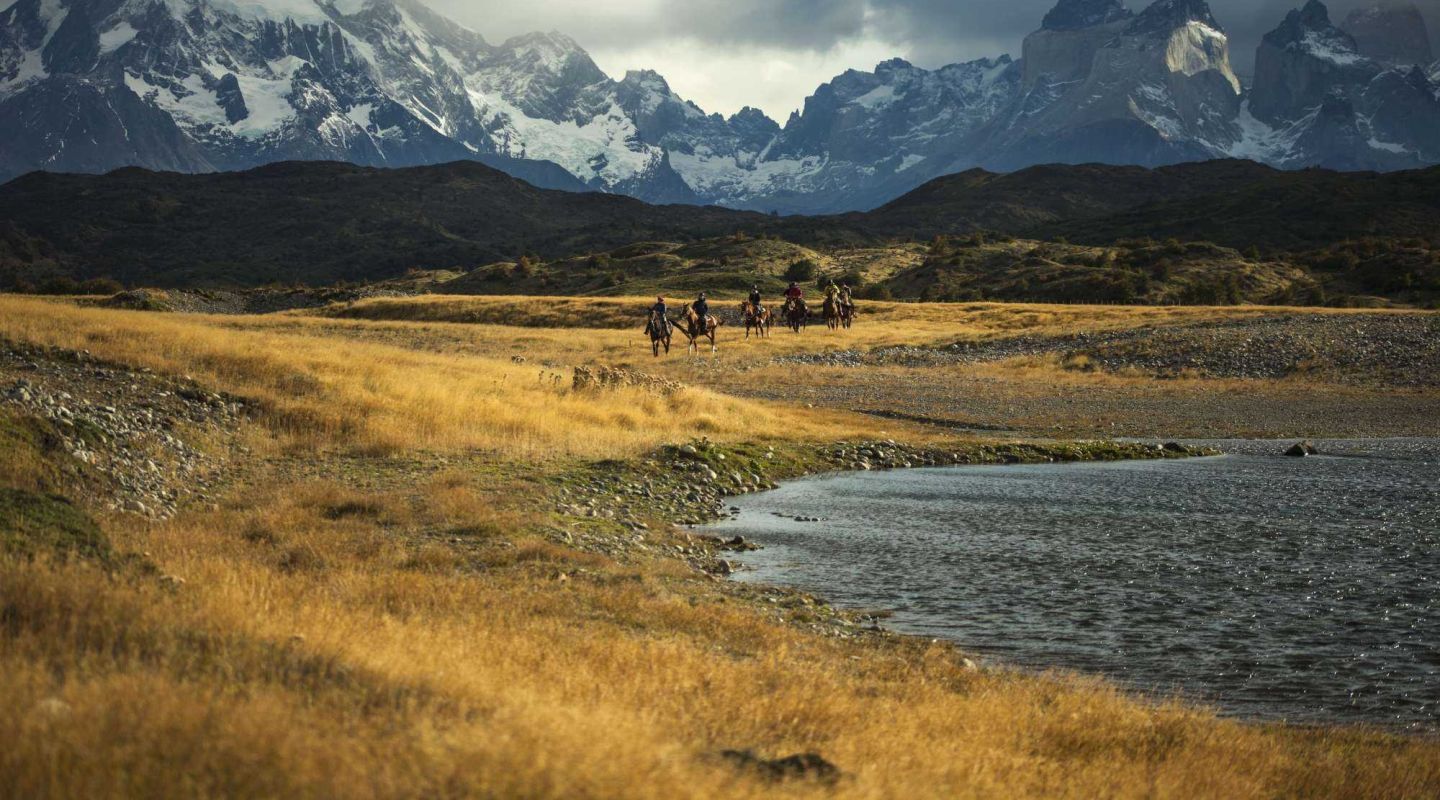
xmin=0 ymin=296 xmax=889 ymax=457
xmin=2 ymin=294 xmax=1438 ymax=798
xmin=4 ymin=478 xmax=1437 ymax=799
xmin=305 ymin=294 xmax=1436 ymax=365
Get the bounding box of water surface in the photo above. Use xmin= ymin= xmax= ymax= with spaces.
xmin=709 ymin=439 xmax=1439 ymax=730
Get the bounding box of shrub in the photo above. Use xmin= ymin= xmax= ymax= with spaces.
xmin=784 ymin=259 xmax=817 ymax=282
xmin=79 ymin=277 xmax=124 ymax=295
xmin=37 ymin=276 xmax=81 ymax=295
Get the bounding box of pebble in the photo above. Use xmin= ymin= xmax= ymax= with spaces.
xmin=3 ymin=342 xmax=247 ymax=519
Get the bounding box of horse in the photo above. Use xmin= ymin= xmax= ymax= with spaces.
xmin=741 ymin=301 xmax=771 ymax=339
xmin=822 ymin=297 xmax=842 ymax=331
xmin=645 ymin=310 xmax=672 ymax=357
xmin=678 ymin=304 xmax=722 ymax=354
xmin=840 ymin=300 xmax=856 ymax=330
xmin=783 ymin=298 xmax=809 ymax=334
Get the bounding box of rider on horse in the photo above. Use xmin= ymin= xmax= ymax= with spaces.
xmin=693 ymin=292 xmax=711 ymax=326
xmin=748 ymin=284 xmax=765 ymax=318
xmin=824 ymin=280 xmax=840 ymax=306
xmin=784 ymin=282 xmax=804 ymax=312
xmin=839 ymin=283 xmax=854 ymax=312
xmin=648 ymin=296 xmax=670 ymax=337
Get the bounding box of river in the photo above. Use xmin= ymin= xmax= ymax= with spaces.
xmin=707 ymin=439 xmax=1440 ymax=730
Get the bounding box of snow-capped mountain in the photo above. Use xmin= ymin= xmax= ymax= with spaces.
xmin=3 ymin=0 xmax=1440 ymax=214
xmin=672 ymin=55 xmax=1022 ymax=214
xmin=0 ymin=0 xmax=626 ymax=194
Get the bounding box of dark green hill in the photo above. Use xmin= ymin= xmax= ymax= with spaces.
xmin=0 ymin=161 xmax=824 ymax=288
xmin=2 ymin=158 xmax=1438 ymax=294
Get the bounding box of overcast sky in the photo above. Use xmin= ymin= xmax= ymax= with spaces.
xmin=429 ymin=0 xmax=1440 ymax=120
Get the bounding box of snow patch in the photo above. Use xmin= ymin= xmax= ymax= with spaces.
xmin=1226 ymin=100 xmax=1307 ymax=162
xmin=98 ymin=22 xmax=139 ymax=54
xmin=895 ymin=153 xmax=925 ymax=172
xmin=852 ymin=84 xmax=897 ymax=109
xmin=1298 ymin=30 xmax=1365 ymax=67
xmin=208 ymin=0 xmax=333 ymax=26
xmin=37 ymin=0 xmax=68 ymax=46
xmin=0 ymin=49 xmax=47 ymax=97
xmin=346 ymin=102 xmax=374 ymax=128
xmin=1367 ymin=136 xmax=1411 ymax=154
xmin=125 ymin=56 xmax=306 ymax=138
xmin=477 ymin=89 xmax=659 ymax=185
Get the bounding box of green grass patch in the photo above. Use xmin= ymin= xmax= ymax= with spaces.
xmin=0 ymin=488 xmax=114 ymax=565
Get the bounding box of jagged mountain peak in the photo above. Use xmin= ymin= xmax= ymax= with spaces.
xmin=1263 ymin=0 xmax=1367 ymax=65
xmin=1041 ymin=0 xmax=1132 ymax=31
xmin=874 ymin=57 xmax=915 ymax=72
xmin=727 ymin=105 xmax=777 ymax=129
xmin=619 ymin=68 xmax=671 ymax=92
xmin=1298 ymin=0 xmax=1334 ymax=27
xmin=498 ymin=29 xmax=584 ymax=57
xmin=1125 ymin=0 xmax=1221 ymax=36
xmin=1341 ymin=1 xmax=1434 ymax=67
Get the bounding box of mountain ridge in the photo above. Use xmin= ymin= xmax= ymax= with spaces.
xmin=3 ymin=157 xmax=1438 ymax=292
xmin=3 ymin=0 xmax=1440 ymax=212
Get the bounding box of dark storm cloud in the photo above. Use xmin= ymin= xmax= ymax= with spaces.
xmin=869 ymin=0 xmax=1440 ymax=75
xmin=431 ymin=0 xmax=1440 ymax=117
xmin=648 ymin=0 xmax=871 ymax=49
xmin=440 ymin=0 xmax=1439 ymax=72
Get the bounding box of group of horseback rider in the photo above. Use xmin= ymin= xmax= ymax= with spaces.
xmin=647 ymin=280 xmax=854 ymax=339
xmin=650 ymin=277 xmax=852 ymax=346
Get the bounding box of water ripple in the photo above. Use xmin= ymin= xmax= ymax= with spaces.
xmin=709 ymin=439 xmax=1440 ymax=730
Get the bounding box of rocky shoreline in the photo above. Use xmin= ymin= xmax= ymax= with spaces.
xmin=545 ymin=436 xmax=1213 ymax=578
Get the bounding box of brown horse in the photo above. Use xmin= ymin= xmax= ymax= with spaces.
xmin=741 ymin=301 xmax=771 ymax=339
xmin=840 ymin=299 xmax=856 ymax=330
xmin=783 ymin=298 xmax=809 ymax=334
xmin=823 ymin=297 xmax=842 ymax=331
xmin=645 ymin=310 xmax=672 ymax=357
xmin=678 ymin=305 xmax=722 ymax=354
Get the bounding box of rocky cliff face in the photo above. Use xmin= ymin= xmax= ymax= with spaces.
xmin=979 ymin=0 xmax=1242 ymax=170
xmin=1341 ymin=1 xmax=1434 ymax=67
xmin=1246 ymin=0 xmax=1440 ymax=169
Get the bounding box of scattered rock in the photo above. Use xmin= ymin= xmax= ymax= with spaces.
xmin=1285 ymin=440 xmax=1319 ymax=458
xmin=720 ymin=750 xmax=841 ymax=785
xmin=3 ymin=342 xmax=242 ymax=518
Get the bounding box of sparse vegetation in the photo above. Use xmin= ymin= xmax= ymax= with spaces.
xmin=1 ymin=295 xmax=1437 ymax=798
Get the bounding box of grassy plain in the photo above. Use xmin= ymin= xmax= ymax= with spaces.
xmin=1 ymin=293 xmax=1438 ymax=798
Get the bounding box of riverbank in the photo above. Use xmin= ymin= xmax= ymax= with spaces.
xmin=2 ymin=294 xmax=1438 ymax=798
xmin=709 ymin=444 xmax=1439 ymax=731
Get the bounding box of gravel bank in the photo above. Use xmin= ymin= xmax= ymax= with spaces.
xmin=775 ymin=314 xmax=1440 ymax=387
xmin=1 ymin=344 xmax=247 ymax=518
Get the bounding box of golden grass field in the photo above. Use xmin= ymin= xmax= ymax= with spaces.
xmin=2 ymin=293 xmax=1438 ymax=799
